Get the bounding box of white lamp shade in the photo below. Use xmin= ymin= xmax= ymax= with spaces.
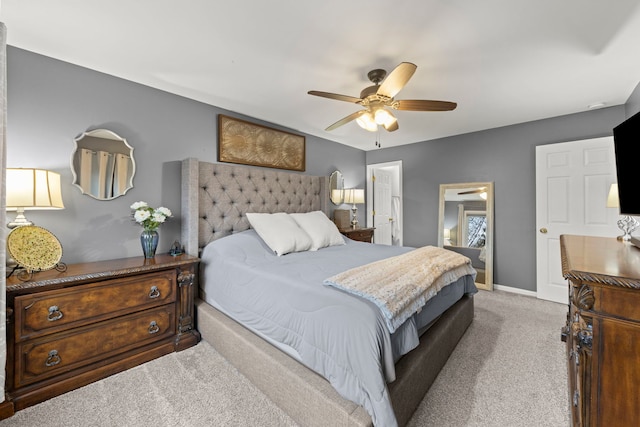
xmin=344 ymin=188 xmax=365 ymax=204
xmin=606 ymin=183 xmax=619 ymax=209
xmin=6 ymin=168 xmax=65 ymax=211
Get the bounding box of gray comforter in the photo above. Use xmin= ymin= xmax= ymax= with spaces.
xmin=200 ymin=230 xmax=477 ymax=426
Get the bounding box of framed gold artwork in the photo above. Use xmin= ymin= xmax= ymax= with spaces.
xmin=218 ymin=114 xmax=305 ymax=171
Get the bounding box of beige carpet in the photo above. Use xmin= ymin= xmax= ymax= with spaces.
xmin=0 ymin=290 xmax=569 ymax=427
xmin=407 ymin=290 xmax=569 ymax=427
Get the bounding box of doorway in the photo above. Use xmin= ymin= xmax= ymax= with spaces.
xmin=366 ymin=161 xmax=403 ymax=246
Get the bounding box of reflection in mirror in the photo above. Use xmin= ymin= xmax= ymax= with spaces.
xmin=463 ymin=210 xmax=487 ymax=248
xmin=329 ymin=170 xmax=344 ymax=205
xmin=71 ymin=129 xmax=135 ymax=200
xmin=437 ymin=182 xmax=494 ymax=291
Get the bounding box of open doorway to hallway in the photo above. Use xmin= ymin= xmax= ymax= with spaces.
xmin=366 ymin=161 xmax=403 ymax=246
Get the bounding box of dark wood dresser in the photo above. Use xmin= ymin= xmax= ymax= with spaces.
xmin=339 ymin=227 xmax=375 ymax=243
xmin=560 ymin=235 xmax=640 ymax=427
xmin=4 ymin=254 xmax=201 ymax=414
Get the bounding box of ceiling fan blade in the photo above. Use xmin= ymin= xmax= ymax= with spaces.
xmin=394 ymin=99 xmax=457 ymax=111
xmin=377 ymin=62 xmax=417 ymax=99
xmin=458 ymin=188 xmax=486 ymax=195
xmin=325 ymin=110 xmax=367 ymax=131
xmin=308 ymin=90 xmax=362 ymax=104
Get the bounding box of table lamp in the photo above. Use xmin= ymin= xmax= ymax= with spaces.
xmin=6 ymin=168 xmax=65 ymax=228
xmin=344 ymin=188 xmax=365 ymax=228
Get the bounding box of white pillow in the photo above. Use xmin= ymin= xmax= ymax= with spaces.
xmin=290 ymin=211 xmax=346 ymax=251
xmin=246 ymin=212 xmax=312 ymax=256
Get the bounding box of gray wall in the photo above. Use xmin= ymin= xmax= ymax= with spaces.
xmin=7 ymin=47 xmax=365 ymax=264
xmin=366 ymin=105 xmax=628 ymax=291
xmin=8 ymin=46 xmax=639 ymax=293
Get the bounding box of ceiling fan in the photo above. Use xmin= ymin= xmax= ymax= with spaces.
xmin=458 ymin=188 xmax=486 ymax=195
xmin=458 ymin=187 xmax=488 ymax=199
xmin=308 ymin=62 xmax=456 ymax=133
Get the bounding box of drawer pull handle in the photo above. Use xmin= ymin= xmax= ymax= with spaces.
xmin=45 ymin=350 xmax=61 ymax=367
xmin=149 ymin=286 xmax=160 ymax=299
xmin=47 ymin=306 xmax=64 ymax=322
xmin=148 ymin=321 xmax=160 ymax=334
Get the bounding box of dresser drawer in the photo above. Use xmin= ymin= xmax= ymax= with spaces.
xmin=594 ymin=285 xmax=640 ymax=323
xmin=14 ymin=270 xmax=177 ymax=342
xmin=15 ymin=305 xmax=176 ymax=388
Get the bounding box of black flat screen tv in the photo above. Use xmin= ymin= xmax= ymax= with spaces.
xmin=613 ymin=110 xmax=640 ymax=216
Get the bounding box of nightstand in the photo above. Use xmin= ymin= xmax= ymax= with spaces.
xmin=4 ymin=254 xmax=201 ymax=414
xmin=340 ymin=227 xmax=375 ymax=243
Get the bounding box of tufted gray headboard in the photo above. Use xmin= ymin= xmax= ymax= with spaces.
xmin=181 ymin=158 xmax=329 ymax=256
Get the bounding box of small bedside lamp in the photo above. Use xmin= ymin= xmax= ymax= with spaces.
xmin=607 ymin=183 xmax=638 ymax=241
xmin=344 ymin=188 xmax=365 ymax=228
xmin=6 ymin=168 xmax=65 ymax=228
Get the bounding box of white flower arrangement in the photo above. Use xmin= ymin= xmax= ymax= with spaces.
xmin=130 ymin=201 xmax=172 ymax=232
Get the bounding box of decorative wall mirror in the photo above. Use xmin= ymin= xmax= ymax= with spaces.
xmin=329 ymin=170 xmax=344 ymax=205
xmin=71 ymin=129 xmax=135 ymax=200
xmin=437 ymin=182 xmax=494 ymax=291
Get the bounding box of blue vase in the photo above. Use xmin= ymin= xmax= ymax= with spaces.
xmin=140 ymin=229 xmax=159 ymax=258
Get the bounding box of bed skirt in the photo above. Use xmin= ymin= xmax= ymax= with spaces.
xmin=195 ymin=294 xmax=474 ymax=426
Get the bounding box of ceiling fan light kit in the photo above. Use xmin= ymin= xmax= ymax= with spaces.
xmin=374 ymin=109 xmax=395 ymax=126
xmin=356 ymin=112 xmax=377 ymax=131
xmin=308 ymin=62 xmax=456 ymax=134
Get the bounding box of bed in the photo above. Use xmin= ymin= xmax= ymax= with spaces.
xmin=181 ymin=158 xmax=477 ymax=427
xmin=445 ymin=245 xmax=486 ymax=284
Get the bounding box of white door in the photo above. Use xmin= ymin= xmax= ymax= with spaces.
xmin=373 ymin=169 xmax=393 ymax=245
xmin=535 ymin=137 xmax=619 ymax=303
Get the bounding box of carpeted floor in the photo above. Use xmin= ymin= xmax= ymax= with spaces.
xmin=406 ymin=290 xmax=569 ymax=427
xmin=0 ymin=290 xmax=569 ymax=427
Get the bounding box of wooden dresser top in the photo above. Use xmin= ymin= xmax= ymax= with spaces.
xmin=7 ymin=254 xmax=199 ymax=294
xmin=560 ymin=235 xmax=640 ymax=289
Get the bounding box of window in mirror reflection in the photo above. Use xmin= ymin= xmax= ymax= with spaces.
xmin=464 ymin=211 xmax=487 ymax=248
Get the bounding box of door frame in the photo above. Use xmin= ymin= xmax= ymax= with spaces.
xmin=366 ymin=161 xmax=403 ymax=246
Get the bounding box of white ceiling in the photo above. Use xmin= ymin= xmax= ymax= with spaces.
xmin=3 ymin=1 xmax=640 ymax=151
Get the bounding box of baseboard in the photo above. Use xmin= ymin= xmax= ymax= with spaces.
xmin=493 ymin=283 xmax=537 ymax=298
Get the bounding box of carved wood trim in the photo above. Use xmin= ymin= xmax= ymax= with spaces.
xmin=560 ymin=235 xmax=640 ymax=290
xmin=564 ymin=271 xmax=640 ymax=290
xmin=175 ymin=264 xmax=201 ymax=348
xmin=571 ymin=312 xmax=593 ymax=427
xmin=573 ymin=284 xmax=595 ymax=311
